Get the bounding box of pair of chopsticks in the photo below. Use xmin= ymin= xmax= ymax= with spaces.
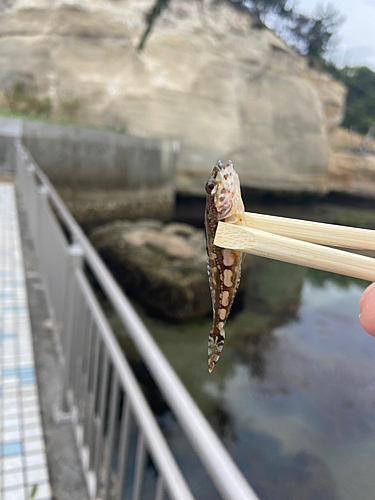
xmin=214 ymin=213 xmax=375 ymax=282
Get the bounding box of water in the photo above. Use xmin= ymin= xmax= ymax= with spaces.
xmin=136 ymin=262 xmax=375 ymax=500
xmin=107 ymin=197 xmax=375 ymax=499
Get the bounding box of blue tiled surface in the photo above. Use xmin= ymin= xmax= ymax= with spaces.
xmin=1 ymin=442 xmax=23 ymax=457
xmin=0 ymin=183 xmax=52 ymax=500
xmin=0 ymin=334 xmax=17 ymax=346
xmin=2 ymin=367 xmax=36 ymax=384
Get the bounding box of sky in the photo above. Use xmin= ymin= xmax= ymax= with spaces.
xmin=292 ymin=0 xmax=375 ymax=70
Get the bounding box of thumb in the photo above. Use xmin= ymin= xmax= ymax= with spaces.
xmin=359 ymin=282 xmax=375 ymax=337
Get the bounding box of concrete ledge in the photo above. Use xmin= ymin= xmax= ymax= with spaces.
xmin=0 ymin=117 xmax=22 ymax=175
xmin=0 ymin=116 xmax=22 ymax=137
xmin=21 ymin=120 xmax=179 ymax=190
xmin=0 ymin=116 xmax=179 ymax=221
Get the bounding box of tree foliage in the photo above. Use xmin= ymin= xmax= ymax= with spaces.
xmin=139 ymin=0 xmax=342 ymax=66
xmin=324 ymin=65 xmax=375 ymax=134
xmin=290 ymin=4 xmax=343 ymax=62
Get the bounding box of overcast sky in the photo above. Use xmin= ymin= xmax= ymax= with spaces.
xmin=292 ymin=0 xmax=375 ymax=69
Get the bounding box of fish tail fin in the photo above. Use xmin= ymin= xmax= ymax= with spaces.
xmin=208 ymin=329 xmax=225 ymax=373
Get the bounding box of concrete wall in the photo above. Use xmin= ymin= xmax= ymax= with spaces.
xmin=0 ymin=117 xmax=179 ymax=225
xmin=21 ymin=120 xmax=179 ymax=190
xmin=0 ymin=117 xmax=22 ymax=176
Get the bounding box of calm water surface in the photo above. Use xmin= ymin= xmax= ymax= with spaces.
xmin=109 ymin=198 xmax=375 ymax=500
xmin=137 ymin=264 xmax=375 ymax=500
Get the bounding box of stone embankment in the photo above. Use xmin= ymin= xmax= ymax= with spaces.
xmin=327 ymin=128 xmax=375 ymax=198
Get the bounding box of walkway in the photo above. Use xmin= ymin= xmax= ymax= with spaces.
xmin=0 ymin=182 xmax=52 ymax=500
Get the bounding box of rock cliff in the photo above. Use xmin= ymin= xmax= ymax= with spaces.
xmin=0 ymin=0 xmax=346 ymax=193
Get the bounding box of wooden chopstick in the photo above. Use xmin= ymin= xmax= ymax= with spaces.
xmin=214 ymin=222 xmax=375 ymax=282
xmin=244 ymin=212 xmax=375 ymax=251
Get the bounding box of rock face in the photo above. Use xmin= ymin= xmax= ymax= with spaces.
xmin=327 ymin=151 xmax=375 ymax=198
xmin=89 ymin=219 xmax=212 ymax=320
xmin=0 ymin=0 xmax=346 ymax=194
xmin=325 ymin=128 xmax=375 ymax=199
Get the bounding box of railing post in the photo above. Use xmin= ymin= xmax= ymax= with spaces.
xmin=26 ymin=162 xmax=37 ymax=240
xmin=53 ymin=236 xmax=84 ymax=421
xmin=64 ymin=238 xmax=84 ymax=408
xmin=36 ymin=184 xmax=48 ymax=263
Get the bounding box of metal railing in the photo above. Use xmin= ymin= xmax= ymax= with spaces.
xmin=14 ymin=138 xmax=260 ymax=500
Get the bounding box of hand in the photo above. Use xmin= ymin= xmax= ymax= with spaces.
xmin=359 ymin=283 xmax=375 ymax=337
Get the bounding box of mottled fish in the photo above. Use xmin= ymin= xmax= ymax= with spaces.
xmin=205 ymin=160 xmax=245 ymax=373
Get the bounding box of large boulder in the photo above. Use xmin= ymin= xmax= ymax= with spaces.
xmin=0 ymin=0 xmax=346 ymax=194
xmin=89 ymin=219 xmax=211 ymax=321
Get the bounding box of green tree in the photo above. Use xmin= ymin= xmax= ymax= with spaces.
xmin=342 ymin=67 xmax=375 ymax=134
xmin=291 ymin=4 xmax=343 ymax=64
xmin=139 ymin=0 xmax=342 ymax=69
xmin=323 ymin=64 xmax=375 ymax=134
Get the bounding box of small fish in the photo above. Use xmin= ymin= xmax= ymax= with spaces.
xmin=205 ymin=160 xmax=245 ymax=373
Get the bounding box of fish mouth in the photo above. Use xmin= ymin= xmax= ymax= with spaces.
xmin=214 ymin=159 xmax=231 ymax=173
xmin=212 ymin=161 xmax=228 ymax=184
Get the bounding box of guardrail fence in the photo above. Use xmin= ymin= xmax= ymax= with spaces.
xmin=14 ymin=138 xmax=259 ymax=500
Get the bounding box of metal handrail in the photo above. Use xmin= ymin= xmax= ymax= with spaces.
xmin=15 ymin=139 xmax=260 ymax=500
xmin=15 ymin=141 xmax=194 ymax=500
xmin=74 ymin=266 xmax=195 ymax=500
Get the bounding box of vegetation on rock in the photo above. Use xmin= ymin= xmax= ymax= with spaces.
xmin=141 ymin=0 xmax=342 ymax=67
xmin=325 ymin=65 xmax=375 ymax=135
xmin=4 ymin=82 xmax=51 ymax=118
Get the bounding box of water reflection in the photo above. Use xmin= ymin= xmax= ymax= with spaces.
xmin=132 ymin=254 xmax=375 ymax=500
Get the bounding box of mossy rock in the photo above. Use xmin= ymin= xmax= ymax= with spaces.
xmin=90 ymin=219 xmax=212 ymax=321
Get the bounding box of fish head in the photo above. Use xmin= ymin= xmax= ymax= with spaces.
xmin=205 ymin=160 xmax=243 ymax=220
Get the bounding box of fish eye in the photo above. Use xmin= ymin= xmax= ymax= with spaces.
xmin=205 ymin=180 xmax=217 ymax=194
